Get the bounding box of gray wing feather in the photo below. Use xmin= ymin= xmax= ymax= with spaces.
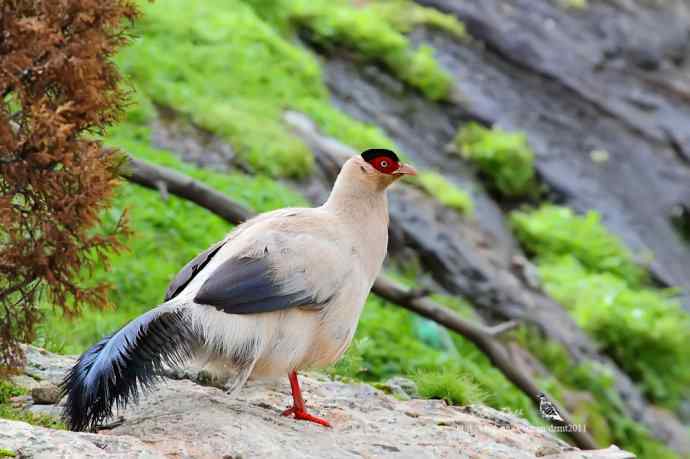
xmin=165 ymin=240 xmax=226 ymax=301
xmin=194 ymin=256 xmax=326 ymax=314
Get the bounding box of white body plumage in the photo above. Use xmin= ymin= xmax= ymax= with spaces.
xmin=171 ymin=156 xmax=391 ymax=385
xmin=61 ymin=152 xmax=414 ymax=431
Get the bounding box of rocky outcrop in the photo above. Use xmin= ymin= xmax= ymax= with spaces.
xmin=423 ymin=0 xmax=690 ymax=300
xmin=0 ymin=421 xmax=160 ymax=459
xmin=0 ymin=346 xmax=636 ymax=459
xmin=345 ymin=0 xmax=690 ymax=307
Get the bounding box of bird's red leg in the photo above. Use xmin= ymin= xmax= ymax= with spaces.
xmin=280 ymin=370 xmax=331 ymax=427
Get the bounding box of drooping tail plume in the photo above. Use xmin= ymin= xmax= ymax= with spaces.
xmin=60 ymin=305 xmax=198 ymax=431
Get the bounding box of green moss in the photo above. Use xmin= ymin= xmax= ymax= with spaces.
xmin=556 ymin=0 xmax=588 ymax=9
xmin=510 ymin=201 xmax=689 ymax=454
xmin=510 ymin=204 xmax=648 ymax=286
xmin=539 ymin=256 xmax=690 ymax=407
xmin=0 ymin=449 xmax=16 ymax=458
xmin=118 ymin=0 xmax=406 ymax=178
xmin=370 ymin=0 xmax=467 ymax=41
xmin=616 ymin=422 xmax=680 ymax=459
xmin=455 ymin=123 xmax=536 ymax=197
xmin=114 ymin=0 xmax=464 ymax=214
xmin=0 ymin=381 xmax=64 ymax=430
xmin=117 ymin=0 xmax=455 ymax=179
xmin=511 ymin=205 xmax=690 ymax=407
xmin=0 ymin=405 xmax=65 ymax=430
xmin=288 ymin=0 xmax=453 ymax=100
xmin=412 ymin=171 xmax=474 ymax=214
xmin=516 ymin=329 xmax=681 ymax=459
xmin=118 ymin=0 xmax=313 ymax=177
xmin=0 ymin=381 xmax=26 ymax=404
xmin=571 ymin=360 xmax=679 ymax=459
xmin=415 ymin=369 xmax=487 ymax=406
xmin=575 ymin=365 xmax=680 ymax=459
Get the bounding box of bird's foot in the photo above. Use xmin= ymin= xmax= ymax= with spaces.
xmin=281 ymin=406 xmax=331 ymax=427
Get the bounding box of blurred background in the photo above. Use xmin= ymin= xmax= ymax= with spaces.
xmin=4 ymin=0 xmax=690 ymax=457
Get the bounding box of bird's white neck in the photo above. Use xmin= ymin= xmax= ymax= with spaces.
xmin=322 ymin=174 xmax=389 ymax=224
xmin=322 ymin=174 xmax=390 ymax=282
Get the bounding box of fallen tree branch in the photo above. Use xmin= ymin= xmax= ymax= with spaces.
xmin=123 ymin=156 xmax=597 ymax=450
xmin=400 ymin=286 xmax=431 ymax=301
xmin=126 ymin=156 xmax=254 ymax=223
xmin=487 ymin=320 xmax=520 ymax=337
xmin=155 ymin=180 xmax=169 ymax=202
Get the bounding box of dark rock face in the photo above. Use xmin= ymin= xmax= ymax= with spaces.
xmin=151 ymin=109 xmax=240 ymax=173
xmin=322 ymin=1 xmax=690 ymax=306
xmin=411 ymin=0 xmax=690 ymax=304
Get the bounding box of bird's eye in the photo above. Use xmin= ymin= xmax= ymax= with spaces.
xmin=368 ymin=155 xmax=397 ymax=174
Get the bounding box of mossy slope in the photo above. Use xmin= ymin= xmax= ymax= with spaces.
xmin=511 ymin=204 xmax=690 ymax=409
xmin=117 ymin=0 xmax=459 ymax=179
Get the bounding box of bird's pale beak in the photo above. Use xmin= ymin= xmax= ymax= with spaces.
xmin=394 ymin=163 xmax=417 ymax=176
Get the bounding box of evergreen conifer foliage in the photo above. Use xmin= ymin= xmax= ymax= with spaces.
xmin=0 ymin=0 xmax=137 ymax=372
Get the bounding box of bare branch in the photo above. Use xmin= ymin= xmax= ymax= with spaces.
xmin=155 ymin=180 xmax=169 ymax=202
xmin=124 ymin=157 xmax=253 ymax=224
xmin=487 ymin=320 xmax=520 ymax=337
xmin=401 ymin=286 xmax=431 ymax=301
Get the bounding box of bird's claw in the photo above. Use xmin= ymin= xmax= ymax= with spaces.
xmin=281 ymin=406 xmax=332 ymax=427
xmin=281 ymin=406 xmax=296 ymax=417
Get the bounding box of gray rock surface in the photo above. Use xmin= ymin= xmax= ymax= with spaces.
xmin=413 ymin=0 xmax=690 ymax=306
xmin=0 ymin=420 xmax=163 ymax=459
xmin=1 ymin=346 xmax=636 ymax=459
xmin=31 ymin=383 xmax=61 ymax=405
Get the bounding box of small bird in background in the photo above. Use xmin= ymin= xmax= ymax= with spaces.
xmin=537 ymin=392 xmax=565 ymax=423
xmin=61 ymin=149 xmax=416 ymax=431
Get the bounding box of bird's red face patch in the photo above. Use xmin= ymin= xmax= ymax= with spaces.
xmin=369 ymin=156 xmax=399 ymax=174
xmin=361 ymin=148 xmax=400 ymax=175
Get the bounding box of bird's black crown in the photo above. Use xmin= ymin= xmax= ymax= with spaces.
xmin=361 ymin=148 xmax=399 ymax=163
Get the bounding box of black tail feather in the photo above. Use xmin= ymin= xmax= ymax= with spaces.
xmin=60 ymin=307 xmax=198 ymax=431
